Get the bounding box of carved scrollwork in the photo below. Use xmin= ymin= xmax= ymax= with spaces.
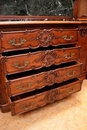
xmin=79 ymin=28 xmax=87 ymax=37
xmin=46 ymin=89 xmax=58 ymax=103
xmin=37 ymin=30 xmax=54 ymax=46
xmin=28 ymin=29 xmax=59 ymax=48
xmin=41 ymin=51 xmax=58 ymax=66
xmin=44 ymin=71 xmax=58 ymax=85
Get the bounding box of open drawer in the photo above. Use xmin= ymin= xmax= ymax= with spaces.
xmin=1 ymin=46 xmax=80 ymax=75
xmin=6 ymin=62 xmax=82 ymax=96
xmin=9 ymin=78 xmax=82 ymax=116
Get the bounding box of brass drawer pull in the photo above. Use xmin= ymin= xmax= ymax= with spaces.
xmin=8 ymin=38 xmax=26 ymax=47
xmin=66 ymin=87 xmax=74 ymax=93
xmin=62 ymin=35 xmax=73 ymax=41
xmin=17 ymin=83 xmax=33 ymax=90
xmin=13 ymin=61 xmax=29 ymax=69
xmin=66 ymin=70 xmax=76 ymax=77
xmin=20 ymin=102 xmax=35 ymax=110
xmin=64 ymin=53 xmax=75 ymax=59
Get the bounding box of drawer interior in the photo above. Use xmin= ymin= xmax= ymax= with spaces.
xmin=11 ymin=78 xmax=80 ymax=102
xmin=2 ymin=44 xmax=75 ymax=56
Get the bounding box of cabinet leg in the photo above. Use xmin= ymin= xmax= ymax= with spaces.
xmin=0 ymin=103 xmax=10 ymax=113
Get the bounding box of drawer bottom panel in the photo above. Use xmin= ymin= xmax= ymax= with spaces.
xmin=10 ymin=78 xmax=82 ymax=116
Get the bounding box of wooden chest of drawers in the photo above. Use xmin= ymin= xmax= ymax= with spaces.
xmin=0 ymin=21 xmax=85 ymax=116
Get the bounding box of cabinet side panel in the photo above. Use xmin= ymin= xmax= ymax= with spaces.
xmin=77 ymin=27 xmax=87 ymax=76
xmin=77 ymin=0 xmax=87 ymax=17
xmin=0 ymin=56 xmax=10 ymax=112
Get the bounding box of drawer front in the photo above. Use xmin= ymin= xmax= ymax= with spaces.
xmin=0 ymin=29 xmax=77 ymax=52
xmin=59 ymin=64 xmax=82 ymax=81
xmin=7 ymin=63 xmax=82 ymax=96
xmin=58 ymin=80 xmax=82 ymax=100
xmin=10 ymin=80 xmax=82 ymax=116
xmin=3 ymin=47 xmax=80 ymax=75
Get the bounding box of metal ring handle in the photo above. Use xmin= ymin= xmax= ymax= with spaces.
xmin=62 ymin=35 xmax=73 ymax=41
xmin=13 ymin=61 xmax=29 ymax=69
xmin=9 ymin=38 xmax=26 ymax=46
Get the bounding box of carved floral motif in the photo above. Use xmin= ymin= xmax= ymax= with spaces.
xmin=44 ymin=71 xmax=58 ymax=85
xmin=41 ymin=51 xmax=58 ymax=66
xmin=29 ymin=29 xmax=59 ymax=47
xmin=37 ymin=30 xmax=54 ymax=47
xmin=46 ymin=89 xmax=58 ymax=103
xmin=79 ymin=28 xmax=87 ymax=37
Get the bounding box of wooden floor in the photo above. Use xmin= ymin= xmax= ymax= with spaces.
xmin=0 ymin=80 xmax=87 ymax=130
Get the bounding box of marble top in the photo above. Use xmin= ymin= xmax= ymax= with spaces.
xmin=0 ymin=0 xmax=73 ymax=16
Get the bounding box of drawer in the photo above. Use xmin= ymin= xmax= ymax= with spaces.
xmin=7 ymin=63 xmax=82 ymax=96
xmin=10 ymin=79 xmax=82 ymax=116
xmin=0 ymin=29 xmax=78 ymax=52
xmin=2 ymin=46 xmax=80 ymax=75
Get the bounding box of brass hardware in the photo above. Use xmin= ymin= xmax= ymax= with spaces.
xmin=8 ymin=38 xmax=26 ymax=47
xmin=64 ymin=53 xmax=75 ymax=59
xmin=20 ymin=102 xmax=35 ymax=110
xmin=63 ymin=19 xmax=65 ymax=21
xmin=28 ymin=83 xmax=33 ymax=88
xmin=72 ymin=18 xmax=75 ymax=21
xmin=66 ymin=87 xmax=74 ymax=93
xmin=62 ymin=35 xmax=73 ymax=41
xmin=13 ymin=61 xmax=29 ymax=69
xmin=66 ymin=70 xmax=76 ymax=77
xmin=17 ymin=83 xmax=33 ymax=90
xmin=17 ymin=84 xmax=23 ymax=90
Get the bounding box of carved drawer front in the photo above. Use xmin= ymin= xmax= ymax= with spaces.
xmin=58 ymin=80 xmax=82 ymax=100
xmin=59 ymin=63 xmax=82 ymax=81
xmin=0 ymin=29 xmax=77 ymax=52
xmin=7 ymin=63 xmax=82 ymax=96
xmin=10 ymin=79 xmax=82 ymax=116
xmin=2 ymin=46 xmax=80 ymax=75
